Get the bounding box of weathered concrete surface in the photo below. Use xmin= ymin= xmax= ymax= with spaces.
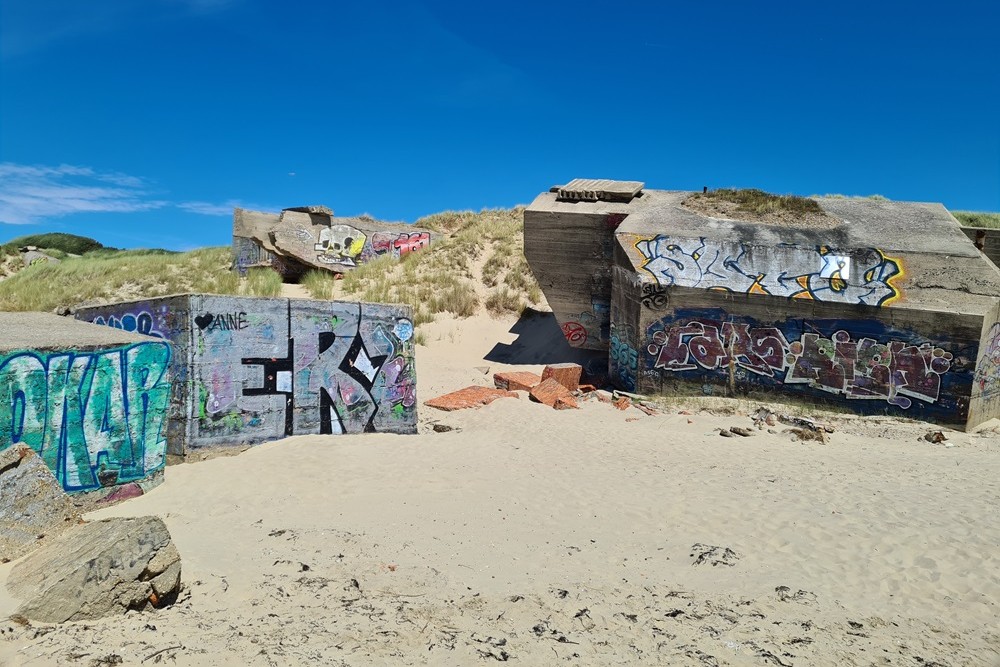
xmin=0 ymin=313 xmax=172 ymax=493
xmin=425 ymin=386 xmax=518 ymax=411
xmin=525 ymin=183 xmax=1000 ymax=430
xmin=233 ymin=206 xmax=436 ymax=278
xmin=0 ymin=447 xmax=79 ymax=562
xmin=77 ymin=295 xmax=418 ymax=455
xmin=6 ymin=516 xmax=181 ymax=623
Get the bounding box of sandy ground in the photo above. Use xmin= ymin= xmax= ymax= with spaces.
xmin=1 ymin=310 xmax=999 ymax=666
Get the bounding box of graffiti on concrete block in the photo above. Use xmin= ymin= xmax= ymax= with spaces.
xmin=634 ymin=236 xmax=904 ymax=306
xmin=609 ymin=323 xmax=639 ymax=391
xmin=974 ymin=322 xmax=1000 ymax=399
xmin=372 ymin=231 xmax=431 ymax=258
xmin=644 ymin=310 xmax=959 ymax=412
xmin=92 ymin=311 xmax=165 ymax=339
xmin=315 ymin=224 xmax=368 ymax=267
xmin=0 ymin=343 xmax=171 ymax=492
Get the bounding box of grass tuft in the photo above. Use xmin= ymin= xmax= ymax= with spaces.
xmin=953 ymin=211 xmax=1000 ymax=229
xmin=693 ymin=188 xmax=822 ymax=216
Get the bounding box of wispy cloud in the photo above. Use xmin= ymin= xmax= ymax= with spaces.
xmin=177 ymin=199 xmax=272 ymax=216
xmin=0 ymin=163 xmax=166 ymax=225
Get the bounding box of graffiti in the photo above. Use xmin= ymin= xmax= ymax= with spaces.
xmin=609 ymin=324 xmax=638 ymax=391
xmin=561 ymin=322 xmax=587 ymax=348
xmin=0 ymin=342 xmax=171 ymax=493
xmin=372 ymin=232 xmax=431 ymax=258
xmin=195 ymin=312 xmax=248 ymax=332
xmin=640 ymin=283 xmax=668 ymax=310
xmin=92 ymin=312 xmax=164 ymax=339
xmin=315 ymin=224 xmax=367 ymax=267
xmin=645 ymin=311 xmax=957 ymax=411
xmin=633 ymin=236 xmax=904 ymax=306
xmin=975 ymin=323 xmax=1000 ymax=398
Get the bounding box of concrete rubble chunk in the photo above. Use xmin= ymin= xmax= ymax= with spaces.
xmin=6 ymin=516 xmax=181 ymax=623
xmin=0 ymin=447 xmax=80 ymax=562
xmin=493 ymin=371 xmax=542 ymax=392
xmin=541 ymin=363 xmax=583 ymax=392
xmin=425 ymin=386 xmax=518 ymax=411
xmin=282 ymin=205 xmax=333 ymax=216
xmin=557 ymin=179 xmax=644 ymax=203
xmin=554 ymin=395 xmax=580 ymax=410
xmin=529 ymin=377 xmax=573 ymax=407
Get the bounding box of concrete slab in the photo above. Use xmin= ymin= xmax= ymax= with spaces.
xmin=0 ymin=312 xmax=156 ymax=351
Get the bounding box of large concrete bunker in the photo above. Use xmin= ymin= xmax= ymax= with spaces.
xmin=525 ymin=180 xmax=1000 ymax=430
xmin=77 ymin=295 xmax=418 ymax=456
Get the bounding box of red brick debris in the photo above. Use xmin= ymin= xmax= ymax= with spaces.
xmin=493 ymin=371 xmax=542 ymax=392
xmin=554 ymin=395 xmax=579 ymax=410
xmin=541 ymin=363 xmax=583 ymax=392
xmin=529 ymin=377 xmax=574 ymax=407
xmin=613 ymin=396 xmax=632 ymax=411
xmin=424 ymin=386 xmax=519 ymax=411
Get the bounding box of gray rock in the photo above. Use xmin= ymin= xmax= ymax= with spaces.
xmin=7 ymin=516 xmax=181 ymax=622
xmin=0 ymin=447 xmax=79 ymax=562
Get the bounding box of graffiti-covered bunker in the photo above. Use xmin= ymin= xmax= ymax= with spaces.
xmin=233 ymin=205 xmax=436 ymax=279
xmin=0 ymin=313 xmax=172 ymax=494
xmin=525 ymin=179 xmax=1000 ymax=430
xmin=76 ymin=295 xmax=418 ymax=456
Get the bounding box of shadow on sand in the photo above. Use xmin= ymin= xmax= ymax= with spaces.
xmin=485 ymin=308 xmax=608 ymax=382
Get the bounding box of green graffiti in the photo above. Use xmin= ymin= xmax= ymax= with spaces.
xmin=0 ymin=342 xmax=171 ymax=493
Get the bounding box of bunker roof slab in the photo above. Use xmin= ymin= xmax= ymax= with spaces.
xmin=0 ymin=313 xmax=159 ymax=352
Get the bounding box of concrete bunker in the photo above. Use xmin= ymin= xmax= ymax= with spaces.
xmin=233 ymin=205 xmax=437 ymax=280
xmin=525 ymin=180 xmax=1000 ymax=430
xmin=77 ymin=294 xmax=418 ymax=456
xmin=0 ymin=313 xmax=172 ymax=494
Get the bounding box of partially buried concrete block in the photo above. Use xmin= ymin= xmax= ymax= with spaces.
xmin=76 ymin=295 xmax=418 ymax=456
xmin=541 ymin=363 xmax=583 ymax=392
xmin=0 ymin=447 xmax=80 ymax=562
xmin=0 ymin=313 xmax=172 ymax=494
xmin=6 ymin=516 xmax=181 ymax=622
xmin=529 ymin=378 xmax=573 ymax=407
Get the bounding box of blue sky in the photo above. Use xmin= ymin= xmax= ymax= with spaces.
xmin=1 ymin=0 xmax=998 ymax=250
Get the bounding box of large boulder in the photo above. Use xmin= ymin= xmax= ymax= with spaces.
xmin=0 ymin=447 xmax=80 ymax=562
xmin=6 ymin=516 xmax=181 ymax=622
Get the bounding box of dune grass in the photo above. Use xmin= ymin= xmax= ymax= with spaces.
xmin=0 ymin=247 xmax=279 ymax=312
xmin=691 ymin=188 xmax=824 ymax=216
xmin=953 ymin=211 xmax=1000 ymax=229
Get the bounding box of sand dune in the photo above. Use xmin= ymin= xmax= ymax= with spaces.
xmin=1 ymin=312 xmax=999 ymax=666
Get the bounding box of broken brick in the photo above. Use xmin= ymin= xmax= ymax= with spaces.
xmin=613 ymin=396 xmax=631 ymax=411
xmin=493 ymin=371 xmax=542 ymax=392
xmin=529 ymin=377 xmax=572 ymax=407
xmin=554 ymin=395 xmax=579 ymax=410
xmin=541 ymin=363 xmax=583 ymax=392
xmin=425 ymin=386 xmax=518 ymax=411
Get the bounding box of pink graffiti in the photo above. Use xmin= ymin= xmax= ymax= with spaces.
xmin=372 ymin=232 xmax=431 ymax=257
xmin=975 ymin=323 xmax=1000 ymax=396
xmin=647 ymin=321 xmax=952 ymax=408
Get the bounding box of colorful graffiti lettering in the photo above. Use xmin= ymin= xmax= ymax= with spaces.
xmin=315 ymin=224 xmax=368 ymax=267
xmin=974 ymin=322 xmax=1000 ymax=399
xmin=609 ymin=324 xmax=639 ymax=391
xmin=0 ymin=343 xmax=171 ymax=492
xmin=645 ymin=312 xmax=954 ymax=410
xmin=372 ymin=231 xmax=431 ymax=258
xmin=92 ymin=311 xmax=164 ymax=339
xmin=633 ymin=236 xmax=904 ymax=307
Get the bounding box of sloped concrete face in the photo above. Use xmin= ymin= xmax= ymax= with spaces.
xmin=233 ymin=207 xmax=436 ymax=279
xmin=0 ymin=313 xmax=172 ymax=493
xmin=78 ymin=295 xmax=418 ymax=454
xmin=525 ymin=185 xmax=1000 ymax=429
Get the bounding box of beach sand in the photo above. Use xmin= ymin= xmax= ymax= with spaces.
xmin=1 ymin=311 xmax=998 ymax=666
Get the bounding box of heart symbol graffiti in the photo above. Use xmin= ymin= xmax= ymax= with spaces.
xmin=194 ymin=314 xmax=214 ymax=330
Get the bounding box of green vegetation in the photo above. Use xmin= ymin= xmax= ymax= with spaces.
xmin=338 ymin=208 xmax=541 ymax=323
xmin=953 ymin=211 xmax=1000 ymax=229
xmin=3 ymin=232 xmax=106 ymax=255
xmin=0 ymin=247 xmax=281 ymax=311
xmin=692 ymin=188 xmax=824 ymax=216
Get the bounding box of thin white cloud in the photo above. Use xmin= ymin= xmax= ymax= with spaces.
xmin=176 ymin=200 xmax=270 ymax=216
xmin=0 ymin=163 xmax=166 ymax=225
